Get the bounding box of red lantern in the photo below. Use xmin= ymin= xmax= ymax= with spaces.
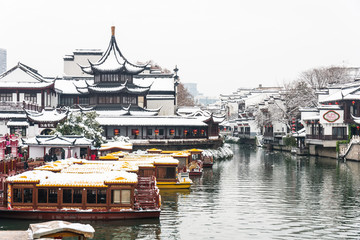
xmin=170 ymin=129 xmax=175 ymax=135
xmin=329 ymin=103 xmax=332 ymax=105
xmin=357 ymin=126 xmax=360 ymax=130
xmin=352 ymin=101 xmax=355 ymax=105
xmin=201 ymin=129 xmax=205 ymax=135
xmin=135 ymin=130 xmax=139 ymax=136
xmin=335 ymin=102 xmax=338 ymax=105
xmin=154 ymin=129 xmax=159 ymax=135
xmin=193 ymin=129 xmax=198 ymax=134
xmin=184 ymin=129 xmax=188 ymax=134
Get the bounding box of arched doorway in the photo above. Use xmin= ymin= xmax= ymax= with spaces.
xmin=40 ymin=129 xmax=53 ymax=135
xmin=49 ymin=147 xmax=65 ymax=160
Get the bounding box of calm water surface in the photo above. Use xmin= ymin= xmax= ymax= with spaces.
xmin=2 ymin=144 xmax=360 ymax=239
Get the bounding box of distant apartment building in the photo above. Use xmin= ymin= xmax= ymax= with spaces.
xmin=0 ymin=49 xmax=6 ymax=74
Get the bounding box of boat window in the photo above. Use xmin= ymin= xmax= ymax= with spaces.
xmin=13 ymin=188 xmax=33 ymax=203
xmin=121 ymin=190 xmax=131 ymax=204
xmin=63 ymin=189 xmax=82 ymax=204
xmin=73 ymin=189 xmax=82 ymax=203
xmin=192 ymin=154 xmax=200 ymax=160
xmin=38 ymin=189 xmax=47 ymax=203
xmin=157 ymin=167 xmax=176 ymax=179
xmin=13 ymin=188 xmax=22 ymax=203
xmin=63 ymin=189 xmax=72 ymax=203
xmin=98 ymin=189 xmax=107 ymax=204
xmin=23 ymin=188 xmax=33 ymax=203
xmin=87 ymin=190 xmax=97 ymax=204
xmin=112 ymin=190 xmax=121 ymax=204
xmin=38 ymin=188 xmax=57 ymax=204
xmin=49 ymin=189 xmax=58 ymax=203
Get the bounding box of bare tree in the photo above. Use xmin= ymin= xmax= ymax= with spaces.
xmin=299 ymin=66 xmax=352 ymax=89
xmin=177 ymin=82 xmax=195 ymax=106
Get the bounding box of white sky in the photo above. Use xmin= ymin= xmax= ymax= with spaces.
xmin=1 ymin=0 xmax=360 ymax=96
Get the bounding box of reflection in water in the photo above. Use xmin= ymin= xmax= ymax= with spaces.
xmin=2 ymin=144 xmax=360 ymax=239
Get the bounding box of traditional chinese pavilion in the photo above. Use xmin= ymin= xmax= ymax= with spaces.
xmin=73 ymin=26 xmax=158 ymax=115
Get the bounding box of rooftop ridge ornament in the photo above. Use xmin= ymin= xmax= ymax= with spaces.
xmin=111 ymin=26 xmax=115 ymax=36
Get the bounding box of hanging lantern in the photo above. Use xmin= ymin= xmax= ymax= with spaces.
xmin=193 ymin=129 xmax=198 ymax=135
xmin=352 ymin=100 xmax=356 ymax=105
xmin=335 ymin=102 xmax=338 ymax=105
xmin=135 ymin=129 xmax=139 ymax=136
xmin=201 ymin=129 xmax=205 ymax=135
xmin=154 ymin=129 xmax=159 ymax=135
xmin=170 ymin=129 xmax=175 ymax=135
xmin=329 ymin=103 xmax=332 ymax=105
xmin=357 ymin=126 xmax=360 ymax=130
xmin=292 ymin=124 xmax=295 ymax=127
xmin=184 ymin=129 xmax=188 ymax=135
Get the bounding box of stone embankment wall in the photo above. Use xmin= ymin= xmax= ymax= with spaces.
xmin=344 ymin=144 xmax=360 ymax=161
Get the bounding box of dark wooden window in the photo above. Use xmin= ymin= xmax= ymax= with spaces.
xmin=87 ymin=189 xmax=106 ymax=204
xmin=79 ymin=97 xmax=89 ymax=105
xmin=63 ymin=189 xmax=82 ymax=204
xmin=37 ymin=188 xmax=58 ymax=204
xmin=157 ymin=167 xmax=176 ymax=180
xmin=13 ymin=188 xmax=33 ymax=203
xmin=159 ymin=129 xmax=164 ymax=135
xmin=332 ymin=127 xmax=346 ymax=138
xmin=147 ymin=129 xmax=152 ymax=135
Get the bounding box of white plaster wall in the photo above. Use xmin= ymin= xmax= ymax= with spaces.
xmin=19 ymin=93 xmax=24 ymax=102
xmin=147 ymin=99 xmax=175 ymax=116
xmin=29 ymin=146 xmax=44 ymax=159
xmin=50 ymin=92 xmax=58 ymax=107
xmin=36 ymin=93 xmax=42 ymax=106
xmin=64 ymin=54 xmax=102 ymax=77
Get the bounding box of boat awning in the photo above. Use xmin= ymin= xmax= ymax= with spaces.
xmin=7 ymin=121 xmax=29 ymax=127
xmin=29 ymin=220 xmax=95 ymax=239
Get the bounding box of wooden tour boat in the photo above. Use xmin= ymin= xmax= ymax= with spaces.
xmin=0 ymin=158 xmax=161 ymax=220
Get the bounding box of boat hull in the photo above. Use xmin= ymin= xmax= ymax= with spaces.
xmin=189 ymin=171 xmax=202 ymax=176
xmin=202 ymin=163 xmax=213 ymax=168
xmin=0 ymin=208 xmax=160 ymax=220
xmin=157 ymin=182 xmax=192 ymax=189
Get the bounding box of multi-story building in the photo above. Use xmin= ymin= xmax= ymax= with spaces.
xmin=0 ymin=27 xmax=223 ymax=144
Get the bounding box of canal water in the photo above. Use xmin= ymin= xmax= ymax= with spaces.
xmin=2 ymin=143 xmax=360 ymax=239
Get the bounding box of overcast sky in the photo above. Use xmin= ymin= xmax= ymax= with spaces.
xmin=1 ymin=0 xmax=360 ymax=96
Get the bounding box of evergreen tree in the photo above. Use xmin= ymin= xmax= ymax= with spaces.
xmin=53 ymin=111 xmax=105 ymax=148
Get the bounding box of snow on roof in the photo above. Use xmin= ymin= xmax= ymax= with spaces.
xmin=0 ymin=113 xmax=26 ymax=119
xmin=30 ymin=221 xmax=95 ymax=239
xmin=0 ymin=62 xmax=55 ymax=86
xmin=26 ymin=108 xmax=68 ymax=123
xmin=9 ymin=167 xmax=138 ymax=186
xmin=97 ymin=116 xmax=208 ymax=127
xmin=302 ymin=115 xmax=320 ymax=120
xmin=55 ymin=79 xmax=93 ymax=94
xmin=100 ymin=139 xmax=133 ymax=151
xmin=24 ymin=135 xmax=92 ymax=146
xmin=7 ymin=121 xmax=29 ymax=127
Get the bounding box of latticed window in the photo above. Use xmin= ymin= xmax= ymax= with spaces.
xmin=24 ymin=93 xmax=37 ymax=103
xmin=122 ymin=96 xmax=137 ymax=104
xmin=0 ymin=93 xmax=12 ymax=101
